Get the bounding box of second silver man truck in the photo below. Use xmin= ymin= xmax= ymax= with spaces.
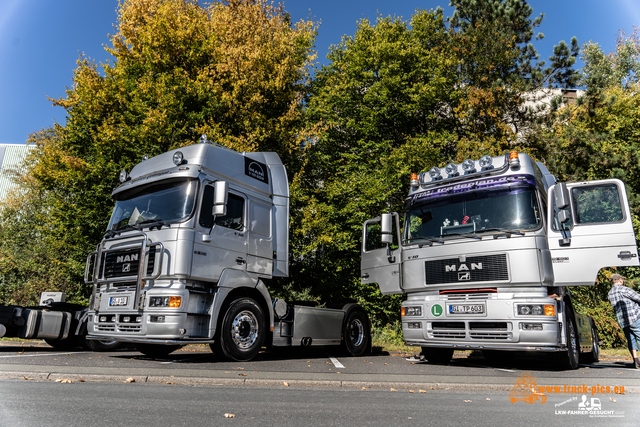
xmin=362 ymin=151 xmax=639 ymax=369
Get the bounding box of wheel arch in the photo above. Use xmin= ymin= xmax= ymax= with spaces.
xmin=211 ymin=269 xmax=274 ymax=344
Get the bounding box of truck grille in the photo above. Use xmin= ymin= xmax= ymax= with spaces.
xmin=103 ymin=247 xmax=156 ymax=279
xmin=424 ymin=254 xmax=508 ymax=285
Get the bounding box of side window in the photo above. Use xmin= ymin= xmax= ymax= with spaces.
xmin=199 ymin=186 xmax=245 ymax=230
xmin=364 ymin=219 xmax=398 ymax=252
xmin=250 ymin=201 xmax=271 ymax=237
xmin=572 ymin=184 xmax=624 ymax=224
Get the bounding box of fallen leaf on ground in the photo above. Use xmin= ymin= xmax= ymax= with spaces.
xmin=124 ymin=377 xmax=135 ymax=383
xmin=610 ymin=397 xmax=617 ymax=403
xmin=409 ymin=390 xmax=415 ymax=393
xmin=224 ymin=413 xmax=235 ymax=418
xmin=464 ymin=400 xmax=472 ymax=403
xmin=239 ymin=373 xmax=247 ymax=376
xmin=361 ymin=387 xmax=367 ymax=390
xmin=419 ymin=390 xmax=427 ymax=393
xmin=390 ymin=388 xmax=397 ymax=392
xmin=283 ymin=382 xmax=289 ymax=387
xmin=55 ymin=379 xmax=73 ymax=383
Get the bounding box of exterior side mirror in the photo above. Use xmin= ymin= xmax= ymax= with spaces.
xmin=212 ymin=180 xmax=228 ymax=216
xmin=555 ymin=182 xmax=570 ymax=210
xmin=381 ymin=213 xmax=393 ymax=244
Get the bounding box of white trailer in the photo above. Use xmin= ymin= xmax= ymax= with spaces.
xmin=362 ymin=152 xmax=639 ymax=369
xmin=85 ymin=136 xmax=371 ymax=361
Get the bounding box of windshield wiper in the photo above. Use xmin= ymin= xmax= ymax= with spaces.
xmin=479 ymin=227 xmax=525 ymax=237
xmin=136 ymin=219 xmax=169 ymax=230
xmin=407 ymin=237 xmax=445 ymax=246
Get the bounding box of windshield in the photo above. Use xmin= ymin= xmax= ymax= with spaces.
xmin=404 ymin=175 xmax=541 ymax=243
xmin=108 ymin=179 xmax=197 ymax=231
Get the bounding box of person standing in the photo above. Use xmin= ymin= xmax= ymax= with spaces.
xmin=608 ymin=274 xmax=640 ymax=368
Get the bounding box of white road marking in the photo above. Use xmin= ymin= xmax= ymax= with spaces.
xmin=328 ymin=356 xmax=345 ymax=369
xmin=0 ymin=351 xmax=85 ymax=358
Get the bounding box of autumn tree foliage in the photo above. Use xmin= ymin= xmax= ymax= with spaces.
xmin=0 ymin=0 xmax=316 ymax=305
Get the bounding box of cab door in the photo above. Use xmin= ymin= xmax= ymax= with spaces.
xmin=193 ymin=183 xmax=248 ymax=281
xmin=361 ymin=213 xmax=403 ymax=294
xmin=547 ymin=179 xmax=639 ymax=286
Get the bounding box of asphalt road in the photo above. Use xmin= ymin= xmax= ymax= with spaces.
xmin=1 ymin=341 xmax=639 ymax=425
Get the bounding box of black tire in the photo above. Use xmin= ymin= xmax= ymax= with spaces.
xmin=211 ymin=297 xmax=266 ymax=362
xmin=422 ymin=347 xmax=454 ymax=364
xmin=553 ymin=307 xmax=579 ymax=370
xmin=44 ymin=336 xmax=82 ymax=350
xmin=581 ymin=318 xmax=600 ymax=364
xmin=340 ymin=307 xmax=371 ymax=357
xmin=135 ymin=343 xmax=181 ymax=358
xmin=83 ymin=338 xmax=122 ymax=352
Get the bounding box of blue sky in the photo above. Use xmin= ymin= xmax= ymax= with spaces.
xmin=1 ymin=0 xmax=639 ymax=145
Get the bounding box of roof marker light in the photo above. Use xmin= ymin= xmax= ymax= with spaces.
xmin=445 ymin=163 xmax=458 ymax=176
xmin=429 ymin=166 xmax=441 ymax=179
xmin=509 ymin=151 xmax=520 ymax=167
xmin=142 ymin=154 xmax=149 ymax=161
xmin=410 ymin=173 xmax=419 ymax=188
xmin=172 ymin=151 xmax=184 ymax=166
xmin=462 ymin=159 xmax=475 ymax=172
xmin=479 ymin=155 xmax=493 ymax=168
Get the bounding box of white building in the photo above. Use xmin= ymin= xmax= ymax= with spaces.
xmin=0 ymin=144 xmax=34 ymax=201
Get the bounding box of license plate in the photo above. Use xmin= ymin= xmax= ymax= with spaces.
xmin=109 ymin=296 xmax=128 ymax=307
xmin=449 ymin=304 xmax=484 ymax=314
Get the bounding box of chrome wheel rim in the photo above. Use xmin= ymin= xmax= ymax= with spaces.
xmin=231 ymin=310 xmax=259 ymax=349
xmin=348 ymin=318 xmax=365 ymax=347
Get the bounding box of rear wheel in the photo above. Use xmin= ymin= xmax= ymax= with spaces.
xmin=211 ymin=297 xmax=266 ymax=362
xmin=44 ymin=337 xmax=82 ymax=350
xmin=135 ymin=344 xmax=181 ymax=358
xmin=422 ymin=347 xmax=454 ymax=364
xmin=340 ymin=307 xmax=371 ymax=357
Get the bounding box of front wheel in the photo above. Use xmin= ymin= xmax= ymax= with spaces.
xmin=340 ymin=307 xmax=371 ymax=357
xmin=83 ymin=338 xmax=122 ymax=352
xmin=135 ymin=344 xmax=181 ymax=359
xmin=581 ymin=318 xmax=600 ymax=364
xmin=422 ymin=347 xmax=454 ymax=364
xmin=211 ymin=297 xmax=266 ymax=362
xmin=553 ymin=308 xmax=579 ymax=370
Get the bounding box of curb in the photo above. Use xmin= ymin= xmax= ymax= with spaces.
xmin=2 ymin=371 xmax=639 ymax=393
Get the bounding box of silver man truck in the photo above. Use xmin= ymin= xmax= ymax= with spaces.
xmin=84 ymin=136 xmax=371 ymax=361
xmin=362 ymin=151 xmax=639 ymax=369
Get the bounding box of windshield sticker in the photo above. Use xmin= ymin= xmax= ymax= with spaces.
xmin=411 ymin=174 xmax=536 ymax=205
xmin=245 ymin=157 xmax=269 ymax=184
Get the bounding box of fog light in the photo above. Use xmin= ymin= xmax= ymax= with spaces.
xmin=150 ymin=315 xmax=165 ymax=323
xmin=99 ymin=316 xmax=107 ymax=322
xmin=136 ymin=316 xmax=142 ymax=323
xmin=521 ymin=323 xmax=543 ymax=331
xmin=406 ymin=322 xmax=422 ymax=329
xmin=445 ymin=163 xmax=457 ymax=176
xmin=462 ymin=159 xmax=475 ymax=172
xmin=172 ymin=151 xmax=184 ymax=166
xmin=479 ymin=155 xmax=493 ymax=168
xmin=429 ymin=166 xmax=441 ymax=179
xmin=123 ymin=316 xmax=131 ymax=323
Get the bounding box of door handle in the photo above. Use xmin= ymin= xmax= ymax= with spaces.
xmin=362 ymin=273 xmax=370 ymax=279
xmin=236 ymin=257 xmax=246 ymax=265
xmin=618 ymin=251 xmax=637 ymax=260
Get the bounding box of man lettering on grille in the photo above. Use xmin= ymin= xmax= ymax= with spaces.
xmin=608 ymin=274 xmax=640 ymax=369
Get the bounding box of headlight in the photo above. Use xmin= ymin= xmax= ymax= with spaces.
xmin=402 ymin=306 xmax=422 ymax=316
xmin=149 ymin=296 xmax=182 ymax=308
xmin=517 ymin=304 xmax=555 ymax=316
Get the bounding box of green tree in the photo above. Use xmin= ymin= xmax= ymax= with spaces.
xmin=447 ymin=0 xmax=580 ymax=157
xmin=284 ymin=9 xmax=458 ymax=325
xmin=0 ymin=0 xmax=316 ymax=305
